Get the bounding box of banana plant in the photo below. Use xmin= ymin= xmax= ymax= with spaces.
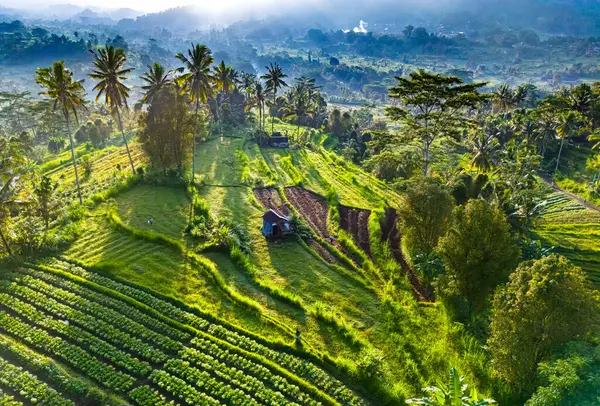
xmin=406 ymin=367 xmax=496 ymax=406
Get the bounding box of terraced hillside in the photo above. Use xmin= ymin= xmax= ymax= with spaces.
xmin=0 ymin=258 xmax=366 ymax=406
xmin=534 ymin=191 xmax=600 ymax=284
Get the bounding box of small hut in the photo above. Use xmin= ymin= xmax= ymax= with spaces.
xmin=268 ymin=136 xmax=289 ymax=148
xmin=261 ymin=209 xmax=292 ymax=238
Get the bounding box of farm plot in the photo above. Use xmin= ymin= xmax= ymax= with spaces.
xmin=380 ymin=208 xmax=434 ymax=302
xmin=339 ymin=206 xmax=372 ymax=258
xmin=254 ymin=187 xmax=338 ymax=264
xmin=0 ymin=258 xmax=368 ymax=406
xmin=534 ymin=192 xmax=600 ymax=285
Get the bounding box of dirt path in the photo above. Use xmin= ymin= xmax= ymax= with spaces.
xmin=381 ymin=208 xmax=435 ymax=302
xmin=339 ymin=205 xmax=372 ymax=258
xmin=539 ymin=174 xmax=600 ymax=213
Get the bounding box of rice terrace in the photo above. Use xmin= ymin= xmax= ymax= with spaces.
xmin=2 ymin=1 xmax=600 ymax=405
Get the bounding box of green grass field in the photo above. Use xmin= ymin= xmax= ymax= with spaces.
xmin=533 ymin=191 xmax=600 ymax=284
xmin=1 ymin=127 xmax=493 ymax=404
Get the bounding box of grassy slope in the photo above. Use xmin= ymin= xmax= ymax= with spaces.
xmin=533 ymin=191 xmax=600 ymax=284
xmin=60 ymin=126 xmax=486 ymax=400
xmin=555 ymin=146 xmax=600 ymax=206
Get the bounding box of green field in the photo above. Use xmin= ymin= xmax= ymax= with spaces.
xmin=0 ymin=128 xmax=490 ymax=404
xmin=533 ymin=191 xmax=600 ymax=284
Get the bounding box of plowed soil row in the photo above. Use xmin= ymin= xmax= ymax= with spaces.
xmin=382 ymin=208 xmax=435 ymax=302
xmin=283 ymin=187 xmax=362 ymax=265
xmin=339 ymin=206 xmax=372 ymax=258
xmin=253 ymin=187 xmax=292 ymax=216
xmin=254 ymin=187 xmax=338 ymax=265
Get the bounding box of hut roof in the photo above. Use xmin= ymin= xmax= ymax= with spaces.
xmin=262 ymin=209 xmax=290 ymax=223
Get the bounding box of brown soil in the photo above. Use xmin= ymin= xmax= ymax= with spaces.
xmin=283 ymin=187 xmax=361 ymax=264
xmin=308 ymin=240 xmax=338 ymax=264
xmin=382 ymin=208 xmax=435 ymax=302
xmin=284 ymin=187 xmax=330 ymax=238
xmin=339 ymin=205 xmax=372 ymax=258
xmin=253 ymin=188 xmax=292 ymax=216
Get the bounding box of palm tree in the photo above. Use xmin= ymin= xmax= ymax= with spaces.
xmin=212 ymin=61 xmax=240 ymax=130
xmin=175 ymin=44 xmax=214 ymax=178
xmin=246 ymin=81 xmax=266 ymax=132
xmin=281 ymin=86 xmax=314 ymax=137
xmin=493 ymin=84 xmax=515 ymax=113
xmin=554 ymin=110 xmax=580 ymax=173
xmin=261 ymin=63 xmax=288 ymax=135
xmin=240 ymin=72 xmax=255 ymax=103
xmin=88 ymin=46 xmax=135 ymax=173
xmin=36 ymin=61 xmax=86 ymax=204
xmin=469 ymin=126 xmax=500 ymax=173
xmin=140 ymin=63 xmax=170 ymax=104
xmin=213 ymin=61 xmax=239 ymax=94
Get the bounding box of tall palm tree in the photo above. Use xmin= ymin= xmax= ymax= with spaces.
xmin=140 ymin=63 xmax=170 ymax=104
xmin=175 ymin=44 xmax=214 ymax=178
xmin=88 ymin=46 xmax=135 ymax=173
xmin=469 ymin=127 xmax=500 ymax=173
xmin=261 ymin=63 xmax=288 ymax=135
xmin=493 ymin=84 xmax=516 ymax=113
xmin=555 ymin=110 xmax=580 ymax=173
xmin=212 ymin=61 xmax=240 ymax=131
xmin=240 ymin=72 xmax=255 ymax=103
xmin=36 ymin=61 xmax=86 ymax=204
xmin=212 ymin=61 xmax=239 ymax=94
xmin=281 ymin=86 xmax=314 ymax=137
xmin=246 ymin=81 xmax=266 ymax=132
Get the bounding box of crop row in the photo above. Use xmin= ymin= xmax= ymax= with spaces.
xmin=0 ymin=293 xmax=151 ymax=376
xmin=17 ymin=267 xmax=188 ymax=342
xmin=187 ymin=338 xmax=312 ymax=405
xmin=179 ymin=345 xmax=302 ymax=406
xmin=206 ymin=325 xmax=364 ymax=406
xmin=0 ymin=311 xmax=134 ymax=392
xmin=0 ymin=356 xmax=72 ymax=406
xmin=41 ymin=260 xmax=363 ymax=405
xmin=128 ymin=385 xmax=177 ymax=406
xmin=0 ymin=279 xmax=167 ymax=364
xmin=164 ymin=358 xmax=259 ymax=406
xmin=149 ymin=369 xmax=221 ymax=406
xmin=0 ymin=337 xmax=123 ymax=406
xmin=0 ymin=387 xmax=21 ymax=406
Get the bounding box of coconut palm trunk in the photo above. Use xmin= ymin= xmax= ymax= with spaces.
xmin=65 ymin=114 xmax=83 ymax=204
xmin=271 ymin=90 xmax=276 ymax=134
xmin=555 ymin=136 xmax=565 ymax=173
xmin=193 ymin=99 xmax=200 ymax=179
xmin=116 ymin=107 xmax=135 ymax=173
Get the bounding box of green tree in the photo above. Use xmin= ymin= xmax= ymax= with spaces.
xmin=246 ymin=81 xmax=266 ymax=132
xmin=33 ymin=175 xmax=58 ymax=231
xmin=175 ymin=44 xmax=214 ymax=179
xmin=89 ymin=45 xmax=135 ymax=173
xmin=468 ymin=123 xmax=500 ymax=173
xmin=397 ymin=177 xmax=455 ymax=256
xmin=526 ymin=341 xmax=600 ymax=406
xmin=488 ymin=255 xmax=600 ymax=394
xmin=140 ymin=62 xmax=171 ymax=104
xmin=406 ymin=367 xmax=496 ymax=405
xmin=261 ymin=63 xmax=288 ymax=135
xmin=138 ymin=87 xmax=195 ymax=169
xmin=386 ymin=70 xmax=487 ymax=176
xmin=437 ymin=199 xmax=519 ymax=315
xmin=554 ymin=110 xmax=580 ymax=173
xmin=36 ymin=61 xmax=86 ymax=204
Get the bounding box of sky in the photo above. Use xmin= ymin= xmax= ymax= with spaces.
xmin=0 ymin=0 xmax=300 ymax=14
